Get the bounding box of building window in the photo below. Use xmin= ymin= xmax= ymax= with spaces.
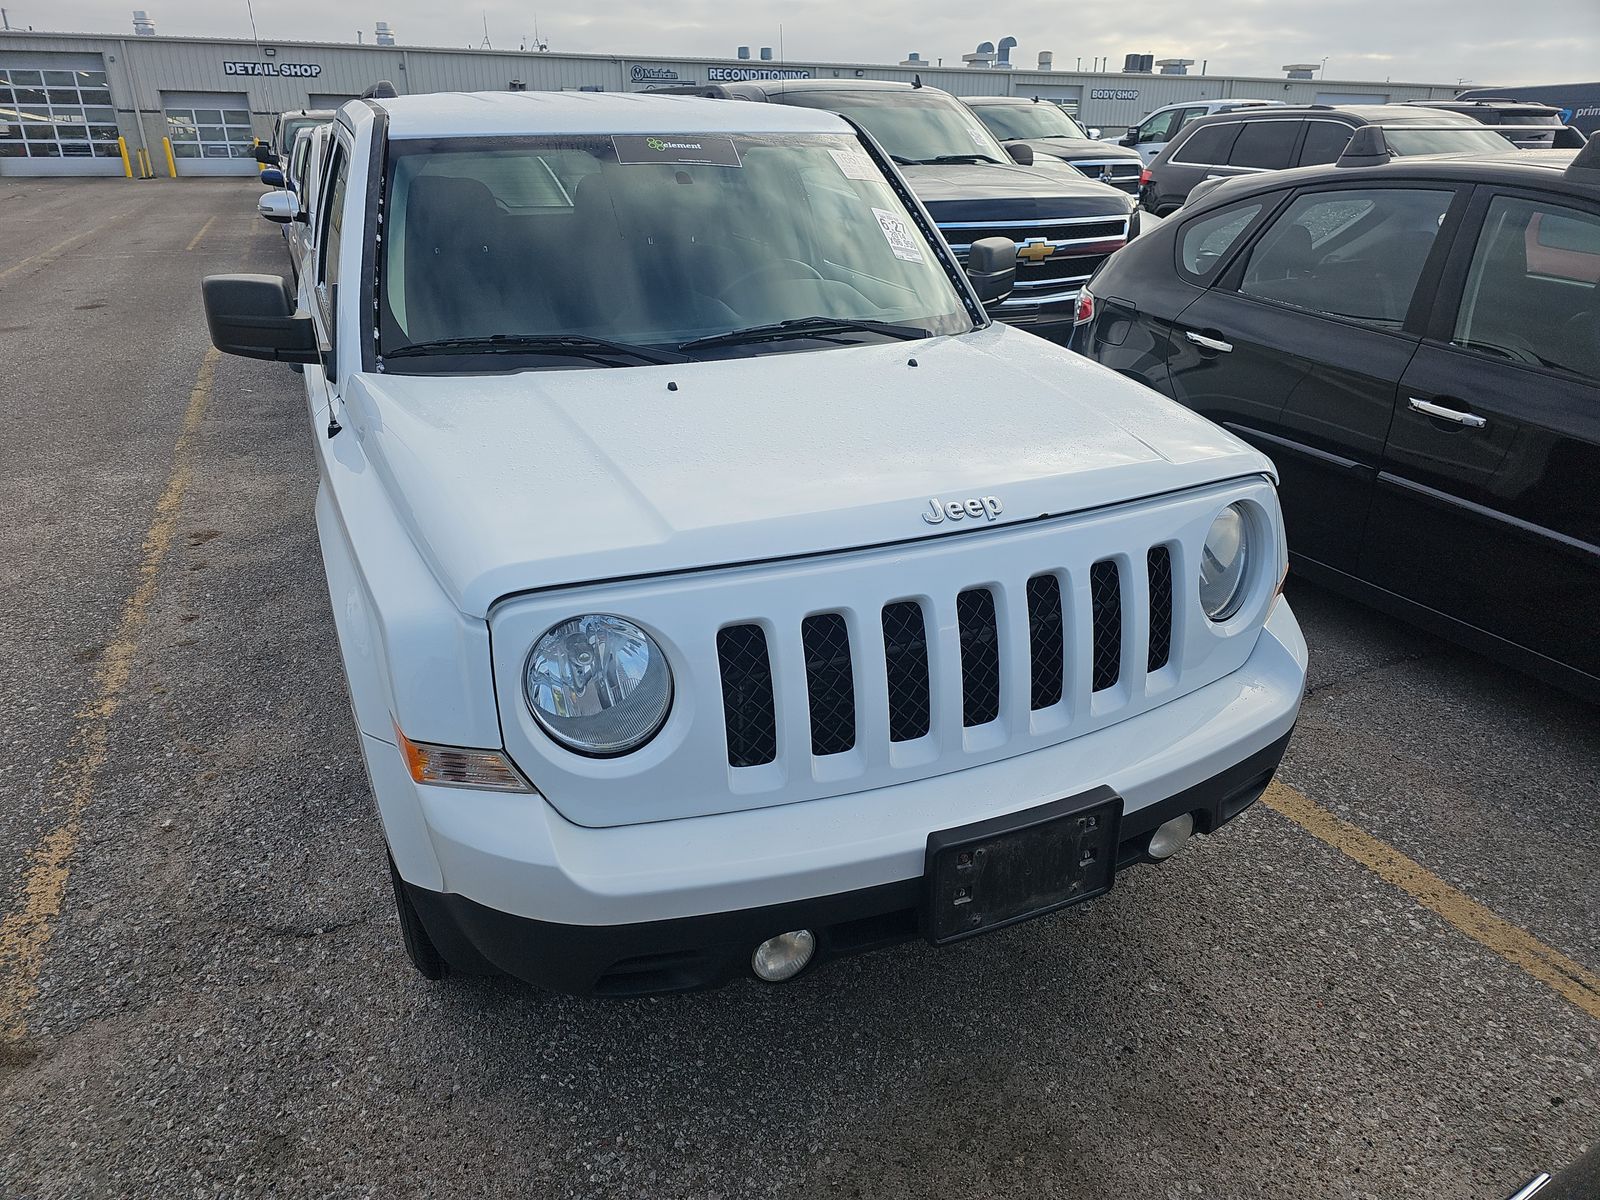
xmin=164 ymin=106 xmax=254 ymax=159
xmin=0 ymin=67 xmax=120 ymax=159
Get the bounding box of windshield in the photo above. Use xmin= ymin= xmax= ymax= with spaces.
xmin=378 ymin=132 xmax=974 ymax=370
xmin=777 ymin=91 xmax=1008 ymax=164
xmin=1384 ymin=127 xmax=1518 ymax=156
xmin=971 ymin=103 xmax=1091 ymax=142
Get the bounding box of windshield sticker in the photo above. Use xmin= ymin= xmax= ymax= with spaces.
xmin=612 ymin=134 xmax=743 ymax=167
xmin=871 ymin=207 xmax=924 ymax=263
xmin=828 ymin=145 xmax=878 ymax=180
xmin=967 ymin=125 xmax=989 ymax=147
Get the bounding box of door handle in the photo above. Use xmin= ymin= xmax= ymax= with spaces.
xmin=1409 ymin=397 xmax=1487 ymax=429
xmin=1185 ymin=330 xmax=1233 ymax=353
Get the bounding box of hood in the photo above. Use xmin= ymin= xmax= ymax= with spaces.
xmin=347 ymin=325 xmax=1272 ymax=617
xmin=900 ymin=162 xmax=1133 ymax=214
xmin=1020 ymin=137 xmax=1143 ymax=164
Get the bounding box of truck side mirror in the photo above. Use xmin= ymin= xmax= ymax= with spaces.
xmin=1087 ymin=127 xmax=1103 ymax=139
xmin=259 ymin=167 xmax=286 ymax=188
xmin=1006 ymin=142 xmax=1035 ymax=166
xmin=201 ymin=274 xmax=320 ymax=364
xmin=966 ymin=236 xmax=1017 ymax=304
xmin=1120 ymin=130 xmax=1139 ymax=146
xmin=257 ymin=191 xmax=295 ymax=224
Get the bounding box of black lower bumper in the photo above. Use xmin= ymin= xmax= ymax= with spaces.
xmin=405 ymin=729 xmax=1293 ymax=997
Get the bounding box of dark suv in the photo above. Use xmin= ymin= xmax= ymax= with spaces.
xmin=961 ymin=95 xmax=1143 ymax=194
xmin=1073 ymin=138 xmax=1600 ymax=696
xmin=662 ymin=80 xmax=1135 ymax=341
xmin=1139 ymin=105 xmax=1517 ymax=214
xmin=1398 ymin=99 xmax=1584 ymax=149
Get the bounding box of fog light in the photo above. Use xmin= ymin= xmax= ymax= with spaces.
xmin=752 ymin=930 xmax=816 ymax=982
xmin=1148 ymin=813 xmax=1194 ymax=860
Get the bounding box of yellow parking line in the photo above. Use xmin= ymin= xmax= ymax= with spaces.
xmin=0 ymin=348 xmax=220 ymax=1046
xmin=1263 ymin=781 xmax=1600 ymax=1021
xmin=185 ymin=215 xmax=218 ymax=252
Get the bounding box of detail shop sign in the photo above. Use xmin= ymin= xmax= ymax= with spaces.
xmin=223 ymin=61 xmax=323 ymax=78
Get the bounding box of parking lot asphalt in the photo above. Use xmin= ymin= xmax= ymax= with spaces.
xmin=0 ymin=178 xmax=1595 ymax=1200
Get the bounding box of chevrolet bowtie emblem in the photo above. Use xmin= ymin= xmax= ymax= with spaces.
xmin=1017 ymin=240 xmax=1057 ymax=263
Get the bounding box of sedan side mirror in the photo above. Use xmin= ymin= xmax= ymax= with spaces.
xmin=201 ymin=274 xmax=320 ymax=363
xmin=1005 ymin=142 xmax=1035 ymax=166
xmin=253 ymin=144 xmax=280 ymax=166
xmin=258 ymin=191 xmax=295 ymax=224
xmin=966 ymin=236 xmax=1017 ymax=304
xmin=259 ymin=167 xmax=286 ymax=188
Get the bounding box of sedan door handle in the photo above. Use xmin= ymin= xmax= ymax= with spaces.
xmin=1409 ymin=397 xmax=1487 ymax=429
xmin=1185 ymin=330 xmax=1233 ymax=353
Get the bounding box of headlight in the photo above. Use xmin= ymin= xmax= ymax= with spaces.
xmin=1199 ymin=504 xmax=1251 ymax=621
xmin=524 ymin=615 xmax=672 ymax=756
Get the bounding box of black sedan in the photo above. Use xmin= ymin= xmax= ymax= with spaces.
xmin=1073 ymin=139 xmax=1600 ymax=699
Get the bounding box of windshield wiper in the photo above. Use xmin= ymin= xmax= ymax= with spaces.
xmin=384 ymin=333 xmax=690 ymax=365
xmin=679 ymin=316 xmax=932 ymax=354
xmin=905 ymin=154 xmax=1004 ymax=165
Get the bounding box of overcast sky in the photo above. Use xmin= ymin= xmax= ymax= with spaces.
xmin=13 ymin=0 xmax=1599 ymax=86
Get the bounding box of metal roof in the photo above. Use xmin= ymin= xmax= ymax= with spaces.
xmin=373 ymin=89 xmax=849 ymax=139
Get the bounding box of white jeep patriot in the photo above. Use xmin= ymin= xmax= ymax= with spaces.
xmin=200 ymin=89 xmax=1306 ymax=995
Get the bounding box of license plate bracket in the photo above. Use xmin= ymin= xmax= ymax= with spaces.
xmin=923 ymin=786 xmax=1123 ymax=946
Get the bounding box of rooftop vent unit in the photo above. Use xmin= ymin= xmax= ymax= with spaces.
xmin=132 ymin=9 xmax=156 ymax=36
xmin=963 ymin=40 xmax=997 ymax=69
xmin=759 ymin=46 xmax=773 ymax=61
xmin=1037 ymin=50 xmax=1053 ymax=71
xmin=1283 ymin=63 xmax=1320 ymax=79
xmin=1123 ymin=53 xmax=1154 ymax=73
xmin=737 ymin=46 xmax=750 ymax=59
xmin=375 ymin=21 xmax=395 ymax=46
xmin=1156 ymin=58 xmax=1194 ymax=75
xmin=900 ymin=51 xmax=924 ymax=66
xmin=995 ymin=36 xmax=1017 ymax=69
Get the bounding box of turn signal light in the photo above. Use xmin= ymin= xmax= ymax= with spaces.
xmin=394 ymin=722 xmax=532 ymax=792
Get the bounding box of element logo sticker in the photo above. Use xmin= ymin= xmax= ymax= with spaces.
xmin=612 ymin=134 xmax=743 ymax=167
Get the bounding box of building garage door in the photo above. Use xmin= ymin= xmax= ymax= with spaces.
xmin=0 ymin=56 xmax=125 ymax=177
xmin=161 ymin=91 xmax=256 ymax=176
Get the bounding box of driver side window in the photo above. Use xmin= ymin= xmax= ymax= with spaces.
xmin=1137 ymin=109 xmax=1181 ymax=145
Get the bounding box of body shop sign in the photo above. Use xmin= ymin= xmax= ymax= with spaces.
xmin=224 ymin=61 xmax=322 ymax=78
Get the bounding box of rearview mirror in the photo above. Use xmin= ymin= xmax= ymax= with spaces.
xmin=257 ymin=191 xmax=295 ymax=224
xmin=201 ymin=274 xmax=320 ymax=363
xmin=1006 ymin=142 xmax=1035 ymax=166
xmin=259 ymin=167 xmax=286 ymax=188
xmin=253 ymin=144 xmax=280 ymax=166
xmin=966 ymin=236 xmax=1017 ymax=304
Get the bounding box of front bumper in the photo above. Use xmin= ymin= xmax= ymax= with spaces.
xmin=374 ymin=601 xmax=1305 ymax=994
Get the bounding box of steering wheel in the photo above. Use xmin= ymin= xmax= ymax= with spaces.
xmin=718 ymin=258 xmax=825 ymax=301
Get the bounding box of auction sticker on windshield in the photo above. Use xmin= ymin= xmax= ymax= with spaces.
xmin=829 ymin=145 xmax=877 ymax=180
xmin=872 ymin=207 xmax=924 ymax=263
xmin=613 ymin=134 xmax=743 ymax=167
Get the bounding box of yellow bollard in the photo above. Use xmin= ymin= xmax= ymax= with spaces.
xmin=163 ymin=136 xmax=177 ymax=179
xmin=117 ymin=135 xmax=132 ymax=179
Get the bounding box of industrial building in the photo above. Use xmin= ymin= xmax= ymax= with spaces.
xmin=0 ymin=23 xmax=1464 ymax=177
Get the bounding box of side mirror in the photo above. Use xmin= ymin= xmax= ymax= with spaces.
xmin=259 ymin=167 xmax=286 ymax=188
xmin=258 ymin=191 xmax=295 ymax=224
xmin=201 ymin=274 xmax=320 ymax=363
xmin=1087 ymin=127 xmax=1103 ymax=140
xmin=966 ymin=236 xmax=1017 ymax=304
xmin=1120 ymin=130 xmax=1139 ymax=146
xmin=253 ymin=144 xmax=280 ymax=166
xmin=1005 ymin=142 xmax=1035 ymax=166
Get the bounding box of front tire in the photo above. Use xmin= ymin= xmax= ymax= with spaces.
xmin=388 ymin=853 xmax=446 ymax=980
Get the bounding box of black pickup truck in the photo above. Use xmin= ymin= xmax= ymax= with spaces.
xmin=661 ymin=79 xmax=1136 ymax=342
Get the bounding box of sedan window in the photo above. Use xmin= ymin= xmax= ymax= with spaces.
xmin=1178 ymin=201 xmax=1265 ymax=278
xmin=1452 ymin=196 xmax=1600 ymax=380
xmin=1239 ymin=187 xmax=1454 ymax=327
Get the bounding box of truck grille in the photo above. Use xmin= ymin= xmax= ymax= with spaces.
xmin=939 ymin=214 xmax=1130 ymax=309
xmin=1066 ymin=159 xmax=1143 ymax=195
xmin=714 ymin=552 xmax=1174 ymax=766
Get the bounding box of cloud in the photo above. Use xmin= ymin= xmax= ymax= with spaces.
xmin=21 ymin=0 xmax=1600 ymax=85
